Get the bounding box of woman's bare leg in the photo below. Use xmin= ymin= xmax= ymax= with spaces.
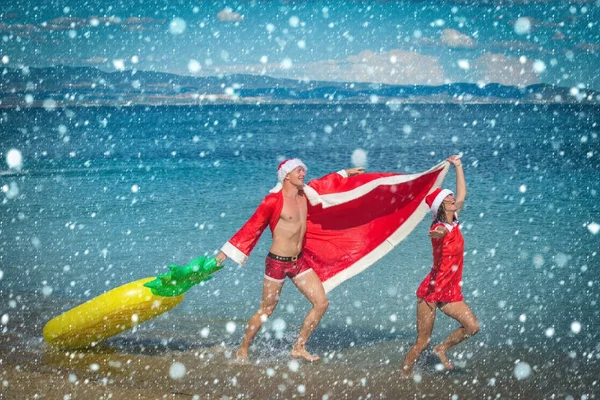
xmin=236 ymin=278 xmax=284 ymax=360
xmin=433 ymin=301 xmax=479 ymax=369
xmin=400 ymin=298 xmax=437 ymax=375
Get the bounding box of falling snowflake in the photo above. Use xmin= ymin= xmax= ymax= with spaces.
xmin=5 ymin=149 xmax=23 ymax=170
xmin=226 ymin=321 xmax=236 ymax=333
xmin=169 ymin=18 xmax=187 ymax=35
xmin=587 ymin=222 xmax=599 ymax=235
xmin=169 ymin=362 xmax=186 ymax=379
xmin=514 ymin=361 xmax=532 ymax=380
xmin=351 ymin=149 xmax=367 ymax=167
xmin=514 ymin=18 xmax=531 ymax=35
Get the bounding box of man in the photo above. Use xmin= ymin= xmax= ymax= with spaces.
xmin=216 ymin=158 xmax=364 ymax=361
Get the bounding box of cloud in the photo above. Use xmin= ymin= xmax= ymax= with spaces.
xmin=0 ymin=22 xmax=36 ymax=35
xmin=332 ymin=50 xmax=446 ymax=85
xmin=573 ymin=43 xmax=600 ymax=54
xmin=450 ymin=0 xmax=594 ymax=3
xmin=42 ymin=17 xmax=90 ymax=31
xmin=487 ymin=40 xmax=545 ymax=53
xmin=509 ymin=16 xmax=562 ymax=30
xmin=121 ymin=16 xmax=166 ymax=31
xmin=0 ymin=15 xmax=167 ymax=34
xmin=282 ymin=50 xmax=446 ymax=85
xmin=441 ymin=29 xmax=476 ymax=48
xmin=48 ymin=57 xmax=78 ymax=64
xmin=84 ymin=57 xmax=109 ymax=64
xmin=3 ymin=13 xmax=20 ymax=20
xmin=88 ymin=16 xmax=123 ymax=26
xmin=217 ymin=8 xmax=244 ymax=22
xmin=473 ymin=53 xmax=540 ymax=87
xmin=199 ymin=49 xmax=446 ymax=85
xmin=411 ymin=36 xmax=439 ymax=48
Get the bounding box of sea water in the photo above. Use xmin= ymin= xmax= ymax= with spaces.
xmin=1 ymin=103 xmax=598 ymax=367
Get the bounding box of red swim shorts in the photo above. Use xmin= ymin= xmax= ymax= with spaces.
xmin=265 ymin=253 xmax=312 ymax=282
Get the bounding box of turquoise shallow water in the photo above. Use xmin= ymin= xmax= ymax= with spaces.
xmin=0 ymin=104 xmax=598 ymax=361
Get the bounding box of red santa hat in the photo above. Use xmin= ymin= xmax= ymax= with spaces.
xmin=425 ymin=188 xmax=454 ymax=218
xmin=270 ymin=158 xmax=308 ymax=193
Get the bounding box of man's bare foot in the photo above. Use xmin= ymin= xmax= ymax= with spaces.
xmin=291 ymin=345 xmax=320 ymax=362
xmin=433 ymin=345 xmax=454 ymax=370
xmin=236 ymin=347 xmax=248 ymax=361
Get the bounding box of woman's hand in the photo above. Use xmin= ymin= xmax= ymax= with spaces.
xmin=429 ymin=227 xmax=448 ymax=239
xmin=446 ymin=155 xmax=462 ymax=167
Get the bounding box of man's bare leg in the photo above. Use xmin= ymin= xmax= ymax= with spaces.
xmin=400 ymin=298 xmax=437 ymax=375
xmin=236 ymin=278 xmax=284 ymax=360
xmin=433 ymin=301 xmax=479 ymax=370
xmin=290 ymin=270 xmax=329 ymax=361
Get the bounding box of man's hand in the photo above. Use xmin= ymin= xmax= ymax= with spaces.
xmin=345 ymin=167 xmax=365 ymax=176
xmin=215 ymin=251 xmax=227 ymax=265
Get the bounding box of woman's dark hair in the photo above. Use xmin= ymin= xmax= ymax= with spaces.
xmin=431 ymin=201 xmax=450 ymax=227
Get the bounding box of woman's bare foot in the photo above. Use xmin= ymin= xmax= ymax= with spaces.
xmin=236 ymin=347 xmax=249 ymax=361
xmin=399 ymin=365 xmax=413 ymax=377
xmin=433 ymin=345 xmax=454 ymax=370
xmin=291 ymin=345 xmax=320 ymax=361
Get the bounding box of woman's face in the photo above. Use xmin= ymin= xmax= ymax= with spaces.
xmin=443 ymin=194 xmax=457 ymax=212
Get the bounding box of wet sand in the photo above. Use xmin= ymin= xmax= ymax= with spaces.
xmin=2 ymin=327 xmax=598 ymax=400
xmin=1 ymin=293 xmax=598 ymax=399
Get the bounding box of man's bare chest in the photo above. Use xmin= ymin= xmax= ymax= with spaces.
xmin=280 ymin=197 xmax=307 ymax=222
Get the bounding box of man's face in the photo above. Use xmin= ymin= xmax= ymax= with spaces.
xmin=286 ymin=166 xmax=306 ymax=187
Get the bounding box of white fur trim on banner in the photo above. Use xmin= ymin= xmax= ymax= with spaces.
xmin=302 ymin=185 xmax=321 ymax=206
xmin=317 ymin=162 xmax=448 ymax=210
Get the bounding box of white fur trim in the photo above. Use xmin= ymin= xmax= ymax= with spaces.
xmin=277 ymin=159 xmax=307 ymax=183
xmin=440 ymin=222 xmax=454 ymax=232
xmin=264 ymin=275 xmax=285 ymax=283
xmin=269 ymin=182 xmax=283 ymax=193
xmin=302 ymin=185 xmax=321 ymax=206
xmin=292 ymin=268 xmax=314 ymax=281
xmin=322 ymin=161 xmax=450 ymax=293
xmin=269 ymin=183 xmax=321 ymax=207
xmin=445 ymin=215 xmax=460 ymax=232
xmin=429 ymin=189 xmax=453 ymax=219
xmin=221 ymin=241 xmax=248 ymax=265
xmin=317 ymin=162 xmax=449 ymax=210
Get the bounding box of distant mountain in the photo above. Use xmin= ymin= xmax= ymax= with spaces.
xmin=0 ymin=65 xmax=598 ymax=108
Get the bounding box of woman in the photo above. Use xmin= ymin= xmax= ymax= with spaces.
xmin=401 ymin=155 xmax=479 ymax=375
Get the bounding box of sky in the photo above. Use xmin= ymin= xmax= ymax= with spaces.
xmin=1 ymin=0 xmax=599 ymax=89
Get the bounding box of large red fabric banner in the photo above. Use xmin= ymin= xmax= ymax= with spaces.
xmin=303 ymin=162 xmax=449 ymax=292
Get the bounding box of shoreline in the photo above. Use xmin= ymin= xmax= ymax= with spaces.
xmin=1 ymin=325 xmax=597 ymax=399
xmin=1 ymin=99 xmax=600 ymax=109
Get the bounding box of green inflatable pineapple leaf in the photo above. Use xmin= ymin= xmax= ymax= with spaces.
xmin=143 ymin=256 xmax=223 ymax=297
